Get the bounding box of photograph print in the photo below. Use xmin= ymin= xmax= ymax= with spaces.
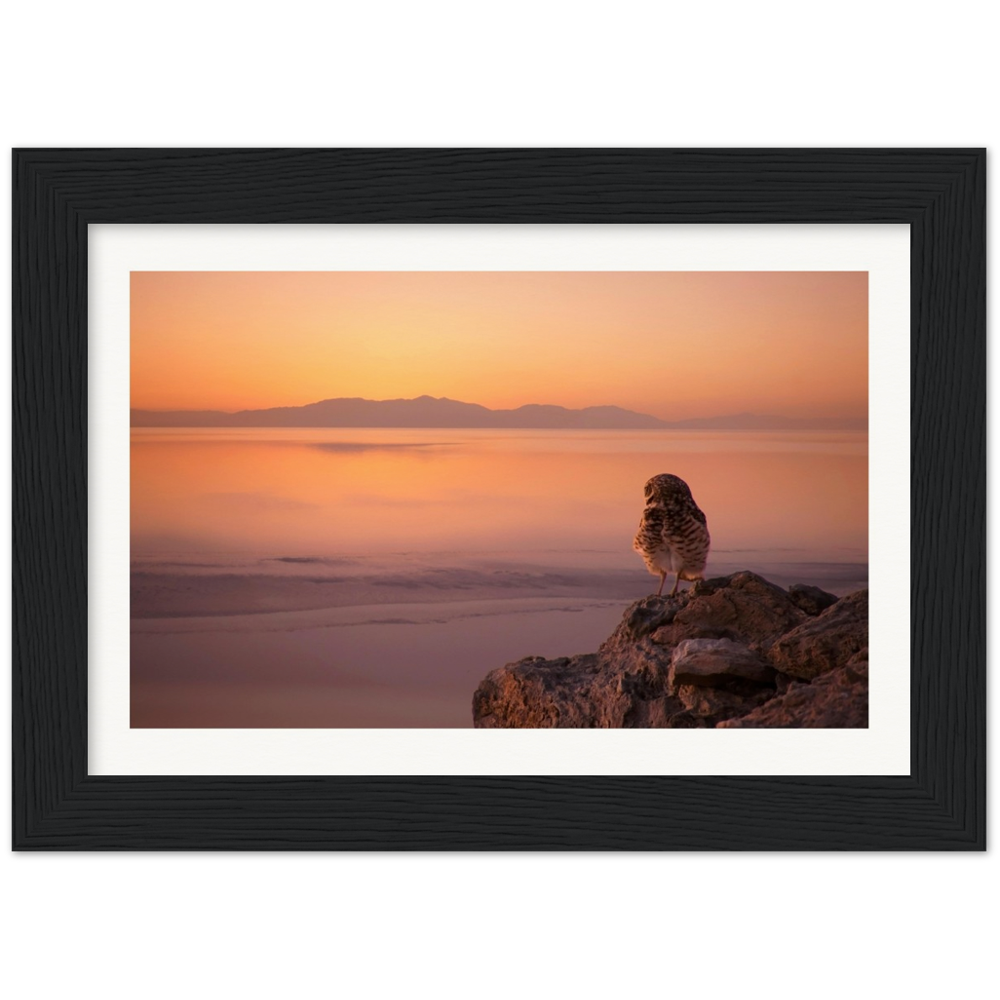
xmin=130 ymin=270 xmax=869 ymax=729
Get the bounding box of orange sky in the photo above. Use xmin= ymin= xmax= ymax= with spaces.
xmin=130 ymin=271 xmax=867 ymax=420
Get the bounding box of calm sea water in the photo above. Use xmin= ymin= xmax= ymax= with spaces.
xmin=131 ymin=428 xmax=868 ymax=727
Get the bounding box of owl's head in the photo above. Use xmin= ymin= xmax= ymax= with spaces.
xmin=643 ymin=473 xmax=693 ymax=502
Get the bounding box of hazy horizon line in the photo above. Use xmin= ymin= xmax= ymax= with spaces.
xmin=130 ymin=393 xmax=867 ymax=426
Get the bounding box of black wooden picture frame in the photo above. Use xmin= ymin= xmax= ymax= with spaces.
xmin=12 ymin=148 xmax=985 ymax=850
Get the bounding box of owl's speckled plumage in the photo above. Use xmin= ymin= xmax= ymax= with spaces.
xmin=633 ymin=474 xmax=710 ymax=596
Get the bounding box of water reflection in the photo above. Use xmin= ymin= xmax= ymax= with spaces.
xmin=132 ymin=428 xmax=867 ymax=560
xmin=131 ymin=428 xmax=867 ymax=727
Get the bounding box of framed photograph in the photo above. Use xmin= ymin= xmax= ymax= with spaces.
xmin=12 ymin=149 xmax=984 ymax=849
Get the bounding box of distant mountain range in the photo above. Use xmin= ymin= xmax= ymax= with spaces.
xmin=130 ymin=395 xmax=867 ymax=431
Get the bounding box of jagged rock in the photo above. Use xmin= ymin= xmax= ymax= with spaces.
xmin=613 ymin=595 xmax=683 ymax=641
xmin=669 ymin=638 xmax=776 ymax=689
xmin=624 ymin=696 xmax=683 ymax=728
xmin=769 ymin=590 xmax=868 ymax=680
xmin=644 ymin=571 xmax=805 ymax=655
xmin=663 ymin=710 xmax=712 ymax=728
xmin=471 ymin=649 xmax=683 ymax=728
xmin=775 ymin=672 xmax=796 ymax=694
xmin=675 ymin=683 xmax=775 ymax=725
xmin=470 ymin=572 xmax=868 ymax=729
xmin=472 ymin=654 xmax=608 ymax=728
xmin=719 ymin=653 xmax=869 ymax=728
xmin=787 ymin=583 xmax=840 ymax=616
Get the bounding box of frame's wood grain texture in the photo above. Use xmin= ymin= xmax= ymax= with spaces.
xmin=12 ymin=149 xmax=985 ymax=850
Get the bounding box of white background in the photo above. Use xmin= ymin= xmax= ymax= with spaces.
xmin=0 ymin=0 xmax=998 ymax=138
xmin=3 ymin=855 xmax=997 ymax=1000
xmin=1 ymin=3 xmax=995 ymax=999
xmin=90 ymin=224 xmax=909 ymax=777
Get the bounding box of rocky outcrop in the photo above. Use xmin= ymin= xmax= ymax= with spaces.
xmin=786 ymin=583 xmax=841 ymax=617
xmin=472 ymin=572 xmax=867 ymax=729
xmin=719 ymin=650 xmax=868 ymax=728
xmin=768 ymin=590 xmax=868 ymax=680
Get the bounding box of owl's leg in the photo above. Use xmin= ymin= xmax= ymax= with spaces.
xmin=669 ymin=574 xmax=680 ymax=597
xmin=656 ymin=572 xmax=666 ymax=596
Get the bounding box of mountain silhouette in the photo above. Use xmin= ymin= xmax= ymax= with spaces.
xmin=130 ymin=395 xmax=866 ymax=431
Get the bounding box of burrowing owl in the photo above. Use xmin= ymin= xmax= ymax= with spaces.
xmin=633 ymin=474 xmax=710 ymax=597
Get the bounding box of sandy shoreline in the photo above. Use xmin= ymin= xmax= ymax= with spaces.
xmin=131 ymin=597 xmax=627 ymax=728
xmin=131 ymin=557 xmax=868 ymax=620
xmin=130 ymin=559 xmax=868 ymax=728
